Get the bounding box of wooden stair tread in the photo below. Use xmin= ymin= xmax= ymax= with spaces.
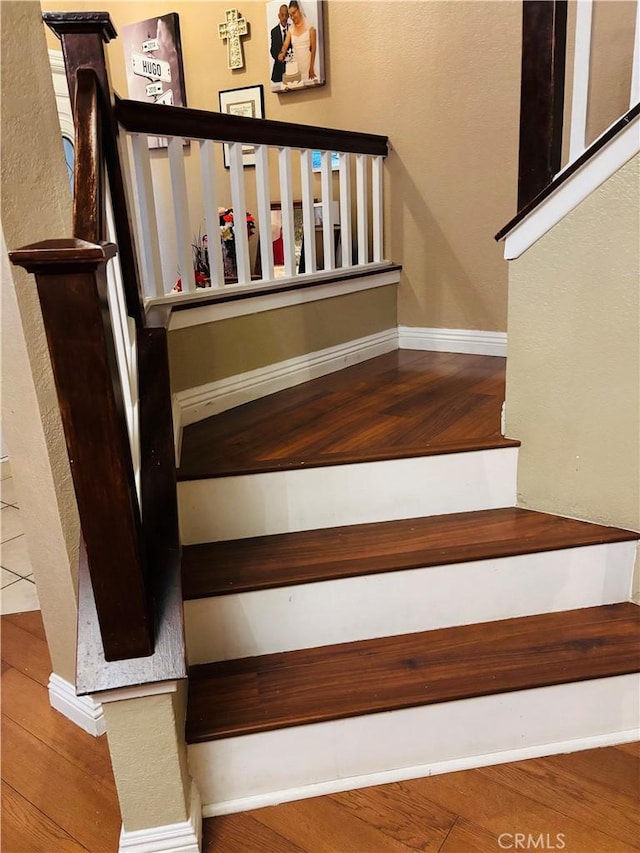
xmin=182 ymin=508 xmax=638 ymax=600
xmin=178 ymin=436 xmax=520 ymax=479
xmin=186 ymin=603 xmax=640 ymax=743
xmin=178 ymin=350 xmax=518 ymax=480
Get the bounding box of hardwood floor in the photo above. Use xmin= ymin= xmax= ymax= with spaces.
xmin=178 ymin=351 xmax=519 ymax=479
xmin=3 ymin=611 xmax=638 ymax=852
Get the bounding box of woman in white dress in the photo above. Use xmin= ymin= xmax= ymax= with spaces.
xmin=278 ymin=0 xmax=317 ymax=84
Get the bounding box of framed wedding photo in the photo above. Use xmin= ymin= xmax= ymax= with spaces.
xmin=218 ymin=84 xmax=265 ymax=168
xmin=266 ymin=0 xmax=325 ymax=93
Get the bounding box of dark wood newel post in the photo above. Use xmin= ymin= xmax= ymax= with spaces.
xmin=518 ymin=0 xmax=568 ymax=209
xmin=43 ymin=11 xmax=145 ymax=325
xmin=9 ymin=239 xmax=154 ymax=662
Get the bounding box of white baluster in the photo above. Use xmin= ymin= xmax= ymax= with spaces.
xmin=339 ymin=152 xmax=352 ymax=269
xmin=320 ymin=151 xmax=335 ymax=271
xmin=105 ymin=186 xmax=141 ymax=504
xmin=372 ymin=155 xmax=384 ymax=263
xmin=569 ymin=0 xmax=593 ymax=162
xmin=356 ymin=153 xmax=369 ymax=265
xmin=200 ymin=140 xmax=225 ymax=288
xmin=130 ymin=134 xmax=164 ymax=298
xmin=631 ymin=0 xmax=640 ymax=106
xmin=168 ymin=136 xmax=195 ymax=292
xmin=300 ymin=149 xmax=316 ymax=274
xmin=229 ymin=142 xmax=251 ymax=285
xmin=255 ymin=145 xmax=274 ymax=282
xmin=278 ymin=147 xmax=296 ymax=276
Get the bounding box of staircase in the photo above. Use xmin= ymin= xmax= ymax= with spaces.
xmin=176 ymin=350 xmax=640 ymax=817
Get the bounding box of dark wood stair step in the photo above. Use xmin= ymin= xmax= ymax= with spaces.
xmin=177 ymin=350 xmax=520 ymax=481
xmin=178 ymin=436 xmax=520 ymax=480
xmin=186 ymin=603 xmax=640 ymax=743
xmin=182 ymin=507 xmax=638 ymax=600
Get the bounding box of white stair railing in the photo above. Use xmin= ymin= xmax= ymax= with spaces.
xmin=115 ymin=98 xmax=389 ymax=305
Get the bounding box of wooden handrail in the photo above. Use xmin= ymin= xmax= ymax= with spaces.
xmin=45 ymin=11 xmax=145 ymax=326
xmin=115 ymin=96 xmax=390 ymax=157
xmin=73 ymin=68 xmax=104 ymax=244
xmin=495 ymin=101 xmax=640 ymax=240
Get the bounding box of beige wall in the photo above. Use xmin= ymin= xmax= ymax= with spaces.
xmin=45 ymin=0 xmax=523 ymax=335
xmin=587 ymin=0 xmax=637 ymax=145
xmin=169 ymin=284 xmax=397 ymax=391
xmin=505 ymin=153 xmax=639 ymax=532
xmin=1 ymin=1 xmax=79 ymax=684
xmin=102 ymin=685 xmax=191 ymax=832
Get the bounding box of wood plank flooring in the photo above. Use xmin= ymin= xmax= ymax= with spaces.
xmin=187 ymin=603 xmax=640 ymax=742
xmin=178 ymin=351 xmax=519 ymax=479
xmin=2 ymin=612 xmax=638 ymax=852
xmin=182 ymin=506 xmax=639 ymax=599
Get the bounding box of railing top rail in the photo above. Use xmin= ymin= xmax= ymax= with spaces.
xmin=495 ymin=101 xmax=640 ymax=242
xmin=114 ymin=96 xmax=389 ymax=158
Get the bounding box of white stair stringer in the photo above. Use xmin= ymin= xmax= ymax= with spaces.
xmin=184 ymin=540 xmax=637 ymax=664
xmin=178 ymin=447 xmax=518 ymax=544
xmin=189 ymin=673 xmax=640 ymax=816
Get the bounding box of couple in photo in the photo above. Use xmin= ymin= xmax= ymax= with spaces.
xmin=270 ymin=1 xmax=317 ymax=89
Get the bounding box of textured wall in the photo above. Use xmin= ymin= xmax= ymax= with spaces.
xmin=45 ymin=0 xmax=522 ymax=334
xmin=169 ymin=284 xmax=397 ymax=392
xmin=102 ymin=686 xmax=191 ymax=831
xmin=1 ymin=1 xmax=79 ymax=684
xmin=505 ymin=154 xmax=639 ymax=532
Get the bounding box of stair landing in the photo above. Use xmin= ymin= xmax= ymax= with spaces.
xmin=178 ymin=350 xmax=519 ymax=479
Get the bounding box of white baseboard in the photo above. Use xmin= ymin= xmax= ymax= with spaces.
xmin=119 ymin=784 xmax=202 ymax=853
xmin=48 ymin=673 xmax=105 ymax=737
xmin=201 ymin=727 xmax=639 ymax=818
xmin=190 ymin=674 xmax=639 ymax=816
xmin=174 ymin=328 xmax=398 ymax=429
xmin=398 ymin=326 xmax=507 ymax=356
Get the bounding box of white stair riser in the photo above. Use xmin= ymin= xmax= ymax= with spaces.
xmin=184 ymin=541 xmax=636 ymax=664
xmin=178 ymin=448 xmax=518 ymax=544
xmin=189 ymin=674 xmax=639 ymax=816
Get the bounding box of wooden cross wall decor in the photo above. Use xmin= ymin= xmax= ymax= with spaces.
xmin=218 ymin=9 xmax=249 ymax=70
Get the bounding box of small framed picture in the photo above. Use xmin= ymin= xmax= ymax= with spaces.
xmin=218 ymin=84 xmax=265 ymax=168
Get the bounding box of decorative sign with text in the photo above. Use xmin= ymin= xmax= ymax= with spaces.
xmin=122 ymin=13 xmax=187 ymax=148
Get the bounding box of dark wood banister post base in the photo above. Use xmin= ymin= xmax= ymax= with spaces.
xmin=9 ymin=239 xmax=155 ymax=662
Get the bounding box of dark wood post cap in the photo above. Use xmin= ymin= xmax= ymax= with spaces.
xmin=42 ymin=11 xmax=118 ymax=42
xmin=9 ymin=239 xmax=117 ymax=273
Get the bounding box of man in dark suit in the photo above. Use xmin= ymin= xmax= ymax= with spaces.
xmin=270 ymin=4 xmax=290 ymax=84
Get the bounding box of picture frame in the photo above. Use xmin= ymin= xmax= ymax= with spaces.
xmin=218 ymin=84 xmax=265 ymax=168
xmin=121 ymin=13 xmax=187 ymax=149
xmin=266 ymin=0 xmax=325 ymax=94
